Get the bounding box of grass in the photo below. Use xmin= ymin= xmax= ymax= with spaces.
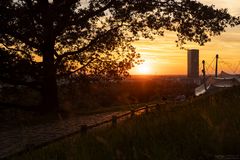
xmin=68 ymin=101 xmax=158 ymax=115
xmin=8 ymin=87 xmax=240 ymax=160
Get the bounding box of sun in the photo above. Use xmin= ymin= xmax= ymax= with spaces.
xmin=137 ymin=63 xmax=152 ymax=75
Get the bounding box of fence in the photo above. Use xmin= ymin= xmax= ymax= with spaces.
xmin=80 ymin=103 xmax=161 ymax=134
xmin=4 ymin=103 xmax=163 ymax=159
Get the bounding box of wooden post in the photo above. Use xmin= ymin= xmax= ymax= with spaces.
xmin=155 ymin=104 xmax=160 ymax=112
xmin=130 ymin=109 xmax=135 ymax=118
xmin=156 ymin=104 xmax=162 ymax=112
xmin=112 ymin=115 xmax=117 ymax=127
xmin=81 ymin=125 xmax=88 ymax=134
xmin=145 ymin=105 xmax=149 ymax=114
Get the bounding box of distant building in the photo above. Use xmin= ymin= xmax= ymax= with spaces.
xmin=187 ymin=49 xmax=199 ymax=78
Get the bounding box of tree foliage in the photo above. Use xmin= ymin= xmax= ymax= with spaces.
xmin=0 ymin=0 xmax=239 ymax=110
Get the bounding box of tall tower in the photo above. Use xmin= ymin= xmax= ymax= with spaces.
xmin=187 ymin=49 xmax=199 ymax=78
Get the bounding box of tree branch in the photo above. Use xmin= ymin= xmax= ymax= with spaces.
xmin=58 ymin=57 xmax=96 ymax=78
xmin=55 ymin=26 xmax=120 ymax=65
xmin=76 ymin=0 xmax=116 ymax=23
xmin=1 ymin=42 xmax=33 ymax=61
xmin=2 ymin=30 xmax=39 ymax=49
xmin=25 ymin=0 xmax=43 ymax=43
xmin=55 ymin=0 xmax=116 ymax=36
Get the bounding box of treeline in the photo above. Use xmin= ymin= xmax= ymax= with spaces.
xmin=59 ymin=78 xmax=197 ymax=111
xmin=0 ymin=77 xmax=197 ymax=111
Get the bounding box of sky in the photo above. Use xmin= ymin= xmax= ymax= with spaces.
xmin=130 ymin=0 xmax=240 ymax=75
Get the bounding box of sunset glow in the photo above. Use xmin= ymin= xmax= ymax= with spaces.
xmin=136 ymin=63 xmax=152 ymax=75
xmin=130 ymin=0 xmax=240 ymax=75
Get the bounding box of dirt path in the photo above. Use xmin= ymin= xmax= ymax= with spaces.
xmin=0 ymin=110 xmax=129 ymax=159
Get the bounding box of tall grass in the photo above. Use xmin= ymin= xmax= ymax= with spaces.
xmin=9 ymin=87 xmax=240 ymax=160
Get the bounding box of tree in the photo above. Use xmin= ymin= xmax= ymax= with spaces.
xmin=0 ymin=0 xmax=239 ymax=112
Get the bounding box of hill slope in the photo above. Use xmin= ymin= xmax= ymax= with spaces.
xmin=10 ymin=87 xmax=240 ymax=160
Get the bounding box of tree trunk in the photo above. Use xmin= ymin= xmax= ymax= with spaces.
xmin=41 ymin=44 xmax=59 ymax=112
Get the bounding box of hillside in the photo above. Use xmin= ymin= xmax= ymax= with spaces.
xmin=9 ymin=87 xmax=240 ymax=160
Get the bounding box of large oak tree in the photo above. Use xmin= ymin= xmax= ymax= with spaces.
xmin=0 ymin=0 xmax=239 ymax=111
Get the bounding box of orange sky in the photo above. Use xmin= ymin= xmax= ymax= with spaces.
xmin=130 ymin=0 xmax=240 ymax=75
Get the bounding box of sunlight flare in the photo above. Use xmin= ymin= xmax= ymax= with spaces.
xmin=137 ymin=63 xmax=152 ymax=75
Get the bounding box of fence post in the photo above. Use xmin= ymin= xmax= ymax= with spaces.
xmin=145 ymin=105 xmax=149 ymax=114
xmin=81 ymin=124 xmax=88 ymax=134
xmin=156 ymin=103 xmax=161 ymax=111
xmin=131 ymin=109 xmax=135 ymax=118
xmin=112 ymin=115 xmax=117 ymax=127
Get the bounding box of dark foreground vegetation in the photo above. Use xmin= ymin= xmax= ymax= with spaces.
xmin=0 ymin=76 xmax=196 ymax=129
xmin=0 ymin=76 xmax=196 ymax=113
xmin=9 ymin=87 xmax=240 ymax=160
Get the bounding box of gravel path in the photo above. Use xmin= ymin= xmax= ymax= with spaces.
xmin=0 ymin=110 xmax=129 ymax=159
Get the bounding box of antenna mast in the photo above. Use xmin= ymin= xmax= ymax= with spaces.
xmin=215 ymin=54 xmax=219 ymax=78
xmin=202 ymin=60 xmax=207 ymax=90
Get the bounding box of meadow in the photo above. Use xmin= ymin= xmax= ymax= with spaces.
xmin=8 ymin=86 xmax=240 ymax=160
